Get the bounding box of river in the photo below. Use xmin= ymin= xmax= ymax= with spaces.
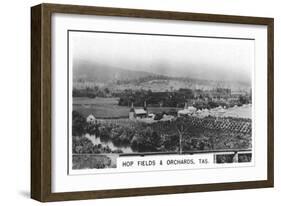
xmin=85 ymin=133 xmax=133 ymax=153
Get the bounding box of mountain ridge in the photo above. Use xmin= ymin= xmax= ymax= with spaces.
xmin=73 ymin=60 xmax=251 ymax=91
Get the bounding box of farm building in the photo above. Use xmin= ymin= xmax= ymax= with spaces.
xmin=160 ymin=114 xmax=175 ymax=121
xmin=210 ymin=106 xmax=226 ymax=118
xmin=148 ymin=113 xmax=155 ymax=119
xmin=177 ymin=103 xmax=197 ymax=117
xmin=129 ymin=102 xmax=148 ymax=120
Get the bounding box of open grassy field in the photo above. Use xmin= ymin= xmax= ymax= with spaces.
xmin=73 ymin=97 xmax=181 ymax=118
xmin=73 ymin=97 xmax=252 ymax=119
xmin=73 ymin=97 xmax=129 ymax=118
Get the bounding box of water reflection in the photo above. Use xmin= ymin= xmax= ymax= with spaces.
xmin=85 ymin=133 xmax=133 ymax=153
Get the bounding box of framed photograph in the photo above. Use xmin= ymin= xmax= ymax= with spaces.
xmin=31 ymin=3 xmax=274 ymax=202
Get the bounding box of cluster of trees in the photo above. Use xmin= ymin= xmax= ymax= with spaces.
xmin=117 ymin=88 xmax=251 ymax=110
xmin=73 ymin=86 xmax=110 ymax=98
xmin=130 ymin=127 xmax=162 ymax=152
xmin=73 ymin=136 xmax=112 ymax=154
xmin=117 ymin=88 xmax=194 ymax=107
xmin=96 ymin=124 xmax=161 ymax=152
xmin=72 ymin=111 xmax=87 ymax=136
xmin=238 ymin=95 xmax=251 ymax=105
xmin=72 ymin=111 xmax=99 ymax=136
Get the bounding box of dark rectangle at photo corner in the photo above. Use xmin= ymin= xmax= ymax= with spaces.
xmin=215 ymin=153 xmax=252 ymax=163
xmin=31 ymin=3 xmax=274 ymax=202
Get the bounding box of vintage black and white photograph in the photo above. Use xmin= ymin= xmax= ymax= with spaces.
xmin=69 ymin=31 xmax=253 ymax=171
xmin=30 ymin=4 xmax=273 ymax=200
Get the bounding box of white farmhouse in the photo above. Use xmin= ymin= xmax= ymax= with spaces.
xmin=129 ymin=102 xmax=148 ymax=120
xmin=177 ymin=103 xmax=197 ymax=117
xmin=86 ymin=114 xmax=96 ymax=124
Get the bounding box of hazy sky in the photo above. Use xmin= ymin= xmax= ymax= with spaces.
xmin=71 ymin=31 xmax=254 ymax=84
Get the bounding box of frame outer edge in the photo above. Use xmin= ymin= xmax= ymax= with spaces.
xmin=267 ymin=19 xmax=274 ymax=187
xmin=41 ymin=3 xmax=53 ymax=202
xmin=30 ymin=3 xmax=274 ymax=202
xmin=42 ymin=3 xmax=273 ymax=25
xmin=31 ymin=4 xmax=43 ymax=201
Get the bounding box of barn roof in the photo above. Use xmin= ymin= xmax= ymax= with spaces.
xmin=134 ymin=109 xmax=147 ymax=115
xmin=178 ymin=106 xmax=197 ymax=115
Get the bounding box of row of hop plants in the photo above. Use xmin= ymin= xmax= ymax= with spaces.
xmin=179 ymin=116 xmax=252 ymax=134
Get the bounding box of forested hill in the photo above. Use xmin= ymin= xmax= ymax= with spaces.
xmin=73 ymin=61 xmax=251 ymax=91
